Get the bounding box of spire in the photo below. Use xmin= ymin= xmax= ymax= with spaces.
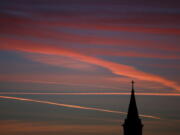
xmin=127 ymin=80 xmax=139 ymax=119
xmin=132 ymin=80 xmax=134 ymax=90
xmin=123 ymin=81 xmax=143 ymax=135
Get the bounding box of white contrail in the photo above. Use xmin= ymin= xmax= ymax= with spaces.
xmin=0 ymin=96 xmax=160 ymax=119
xmin=0 ymin=92 xmax=180 ymax=96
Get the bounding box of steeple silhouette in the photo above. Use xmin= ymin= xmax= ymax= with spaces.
xmin=127 ymin=80 xmax=139 ymax=119
xmin=123 ymin=81 xmax=143 ymax=135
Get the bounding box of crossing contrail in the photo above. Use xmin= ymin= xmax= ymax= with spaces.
xmin=0 ymin=96 xmax=160 ymax=119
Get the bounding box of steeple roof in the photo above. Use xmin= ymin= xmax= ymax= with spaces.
xmin=127 ymin=80 xmax=139 ymax=119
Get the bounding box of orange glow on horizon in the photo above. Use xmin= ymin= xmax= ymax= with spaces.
xmin=0 ymin=92 xmax=180 ymax=96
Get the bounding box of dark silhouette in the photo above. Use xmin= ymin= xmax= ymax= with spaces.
xmin=123 ymin=81 xmax=143 ymax=135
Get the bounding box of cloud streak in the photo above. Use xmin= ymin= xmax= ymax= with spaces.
xmin=1 ymin=92 xmax=180 ymax=96
xmin=43 ymin=22 xmax=180 ymax=35
xmin=0 ymin=96 xmax=160 ymax=119
xmin=0 ymin=37 xmax=179 ymax=91
xmin=1 ymin=23 xmax=179 ymax=53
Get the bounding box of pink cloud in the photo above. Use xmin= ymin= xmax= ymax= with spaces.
xmin=0 ymin=73 xmax=128 ymax=90
xmin=39 ymin=21 xmax=180 ymax=35
xmin=0 ymin=37 xmax=179 ymax=91
xmin=83 ymin=49 xmax=180 ymax=59
xmin=1 ymin=14 xmax=179 ymax=53
xmin=25 ymin=54 xmax=97 ymax=71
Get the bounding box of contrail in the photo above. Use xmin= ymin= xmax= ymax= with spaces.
xmin=0 ymin=96 xmax=160 ymax=119
xmin=0 ymin=92 xmax=180 ymax=96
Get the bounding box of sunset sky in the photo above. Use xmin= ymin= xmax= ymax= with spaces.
xmin=0 ymin=0 xmax=180 ymax=135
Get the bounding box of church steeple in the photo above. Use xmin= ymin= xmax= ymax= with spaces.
xmin=127 ymin=80 xmax=139 ymax=119
xmin=123 ymin=81 xmax=143 ymax=135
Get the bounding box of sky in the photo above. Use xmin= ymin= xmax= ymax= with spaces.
xmin=0 ymin=0 xmax=180 ymax=135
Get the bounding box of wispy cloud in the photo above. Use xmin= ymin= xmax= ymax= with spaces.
xmin=25 ymin=54 xmax=97 ymax=71
xmin=0 ymin=0 xmax=179 ymax=92
xmin=0 ymin=37 xmax=179 ymax=91
xmin=0 ymin=96 xmax=160 ymax=119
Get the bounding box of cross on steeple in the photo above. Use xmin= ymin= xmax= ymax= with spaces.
xmin=127 ymin=80 xmax=138 ymax=119
xmin=123 ymin=81 xmax=143 ymax=135
xmin=131 ymin=80 xmax=134 ymax=90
